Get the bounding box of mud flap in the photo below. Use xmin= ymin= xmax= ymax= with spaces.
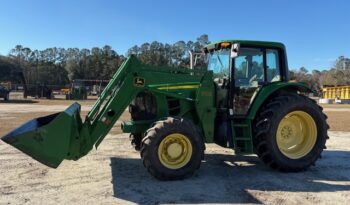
xmin=1 ymin=103 xmax=83 ymax=168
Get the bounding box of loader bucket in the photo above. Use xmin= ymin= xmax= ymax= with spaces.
xmin=1 ymin=102 xmax=82 ymax=168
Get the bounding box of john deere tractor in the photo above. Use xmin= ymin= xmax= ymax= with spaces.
xmin=2 ymin=40 xmax=329 ymax=180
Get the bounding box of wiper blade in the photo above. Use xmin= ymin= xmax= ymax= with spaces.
xmin=217 ymin=55 xmax=224 ymax=69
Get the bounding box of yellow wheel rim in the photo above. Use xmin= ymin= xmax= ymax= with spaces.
xmin=158 ymin=133 xmax=193 ymax=169
xmin=276 ymin=111 xmax=317 ymax=159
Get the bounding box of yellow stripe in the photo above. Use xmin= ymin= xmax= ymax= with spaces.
xmin=157 ymin=85 xmax=200 ymax=90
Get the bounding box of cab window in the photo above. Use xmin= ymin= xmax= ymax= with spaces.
xmin=235 ymin=48 xmax=264 ymax=87
xmin=207 ymin=49 xmax=230 ymax=78
xmin=266 ymin=49 xmax=281 ymax=82
xmin=232 ymin=46 xmax=282 ymax=116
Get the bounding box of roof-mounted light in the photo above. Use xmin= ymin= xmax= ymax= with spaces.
xmin=220 ymin=42 xmax=231 ymax=48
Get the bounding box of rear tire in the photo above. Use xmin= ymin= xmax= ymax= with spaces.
xmin=141 ymin=117 xmax=204 ymax=180
xmin=253 ymin=94 xmax=329 ymax=171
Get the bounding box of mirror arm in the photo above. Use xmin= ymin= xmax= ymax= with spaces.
xmin=189 ymin=50 xmax=194 ymax=69
xmin=231 ymin=43 xmax=240 ymax=58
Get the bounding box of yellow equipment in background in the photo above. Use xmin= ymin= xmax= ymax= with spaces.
xmin=60 ymin=88 xmax=70 ymax=95
xmin=323 ymin=86 xmax=350 ymax=100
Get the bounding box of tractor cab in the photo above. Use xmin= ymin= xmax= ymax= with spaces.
xmin=202 ymin=41 xmax=291 ymax=149
xmin=204 ymin=40 xmax=288 ymax=116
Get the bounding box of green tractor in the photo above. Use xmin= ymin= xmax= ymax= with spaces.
xmin=66 ymin=79 xmax=88 ymax=100
xmin=1 ymin=40 xmax=329 ymax=180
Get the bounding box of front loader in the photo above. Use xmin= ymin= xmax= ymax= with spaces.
xmin=1 ymin=40 xmax=329 ymax=180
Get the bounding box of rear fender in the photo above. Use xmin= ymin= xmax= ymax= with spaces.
xmin=247 ymin=82 xmax=312 ymax=120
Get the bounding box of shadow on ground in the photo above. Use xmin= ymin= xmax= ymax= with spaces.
xmin=110 ymin=150 xmax=350 ymax=204
xmin=0 ymin=99 xmax=38 ymax=104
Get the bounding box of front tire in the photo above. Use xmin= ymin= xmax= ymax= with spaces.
xmin=141 ymin=117 xmax=204 ymax=180
xmin=253 ymin=94 xmax=329 ymax=171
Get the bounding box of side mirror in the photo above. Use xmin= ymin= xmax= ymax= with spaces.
xmin=231 ymin=43 xmax=240 ymax=58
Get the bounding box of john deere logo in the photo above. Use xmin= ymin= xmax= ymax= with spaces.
xmin=134 ymin=77 xmax=145 ymax=87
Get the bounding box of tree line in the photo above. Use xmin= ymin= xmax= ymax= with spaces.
xmin=290 ymin=56 xmax=350 ymax=95
xmin=0 ymin=34 xmax=349 ymax=96
xmin=0 ymin=34 xmax=209 ymax=87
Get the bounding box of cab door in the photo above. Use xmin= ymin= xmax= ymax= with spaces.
xmin=232 ymin=47 xmax=281 ymax=116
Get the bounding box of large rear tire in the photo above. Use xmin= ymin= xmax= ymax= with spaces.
xmin=253 ymin=94 xmax=329 ymax=171
xmin=141 ymin=117 xmax=204 ymax=180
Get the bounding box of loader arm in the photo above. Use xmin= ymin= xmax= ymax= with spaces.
xmin=81 ymin=56 xmax=209 ymax=153
xmin=1 ymin=55 xmax=213 ymax=168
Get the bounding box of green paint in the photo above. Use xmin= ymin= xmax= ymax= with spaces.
xmin=247 ymin=81 xmax=312 ymax=120
xmin=1 ymin=103 xmax=82 ymax=168
xmin=205 ymin=40 xmax=286 ymax=51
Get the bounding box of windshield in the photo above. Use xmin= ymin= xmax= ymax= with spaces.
xmin=207 ymin=49 xmax=230 ymax=77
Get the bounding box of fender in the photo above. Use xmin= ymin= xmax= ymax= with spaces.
xmin=246 ymin=81 xmax=313 ymax=120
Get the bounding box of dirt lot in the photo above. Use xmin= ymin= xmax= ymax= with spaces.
xmin=321 ymin=104 xmax=350 ymax=132
xmin=0 ymin=99 xmax=350 ymax=204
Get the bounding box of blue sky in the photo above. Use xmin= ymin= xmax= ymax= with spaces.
xmin=0 ymin=0 xmax=349 ymax=70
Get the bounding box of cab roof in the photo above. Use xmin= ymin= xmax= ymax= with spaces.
xmin=204 ymin=40 xmax=286 ymax=51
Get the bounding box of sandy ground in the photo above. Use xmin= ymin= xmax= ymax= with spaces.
xmin=0 ymin=99 xmax=350 ymax=204
xmin=0 ymin=99 xmax=128 ymax=136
